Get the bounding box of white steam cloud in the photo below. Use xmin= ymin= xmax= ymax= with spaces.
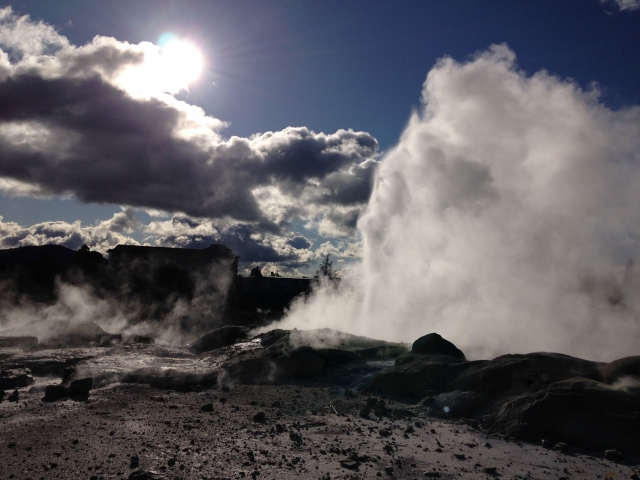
xmin=278 ymin=45 xmax=640 ymax=362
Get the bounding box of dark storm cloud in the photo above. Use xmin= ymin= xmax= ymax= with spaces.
xmin=0 ymin=8 xmax=379 ymax=238
xmin=0 ymin=73 xmax=377 ymax=222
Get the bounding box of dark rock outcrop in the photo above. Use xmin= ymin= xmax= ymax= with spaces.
xmin=0 ymin=366 xmax=35 ymax=389
xmin=493 ymin=377 xmax=640 ymax=454
xmin=364 ymin=354 xmax=480 ymax=398
xmin=412 ymin=333 xmax=466 ymax=359
xmin=220 ymin=328 xmax=408 ymax=384
xmin=187 ymin=326 xmax=249 ymax=354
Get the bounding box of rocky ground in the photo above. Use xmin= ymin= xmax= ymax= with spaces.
xmin=1 ymin=326 xmax=639 ymax=480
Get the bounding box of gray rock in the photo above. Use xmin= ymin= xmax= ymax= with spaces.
xmin=128 ymin=470 xmax=167 ymax=480
xmin=7 ymin=389 xmax=19 ymax=402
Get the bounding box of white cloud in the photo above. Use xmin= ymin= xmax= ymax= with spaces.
xmin=0 ymin=208 xmax=140 ymax=253
xmin=281 ymin=44 xmax=640 ymax=362
xmin=604 ymin=0 xmax=640 ymax=11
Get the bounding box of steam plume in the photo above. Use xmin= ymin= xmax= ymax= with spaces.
xmin=277 ymin=45 xmax=640 ymax=362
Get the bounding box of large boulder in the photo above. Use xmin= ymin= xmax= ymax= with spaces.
xmin=187 ymin=326 xmax=248 ymax=354
xmin=69 ymin=377 xmax=93 ymax=395
xmin=600 ymin=356 xmax=640 ymax=385
xmin=411 ymin=333 xmax=465 ymax=359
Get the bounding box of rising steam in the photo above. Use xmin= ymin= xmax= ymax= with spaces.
xmin=277 ymin=45 xmax=640 ymax=362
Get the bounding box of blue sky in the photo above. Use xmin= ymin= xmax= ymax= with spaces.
xmin=0 ymin=0 xmax=639 ymax=276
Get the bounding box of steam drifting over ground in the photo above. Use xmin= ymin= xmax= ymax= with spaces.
xmin=278 ymin=45 xmax=640 ymax=362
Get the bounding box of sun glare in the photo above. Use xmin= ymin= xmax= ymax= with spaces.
xmin=161 ymin=40 xmax=203 ymax=86
xmin=119 ymin=36 xmax=204 ymax=97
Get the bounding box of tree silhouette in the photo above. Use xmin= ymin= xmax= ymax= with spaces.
xmin=315 ymin=254 xmax=334 ymax=279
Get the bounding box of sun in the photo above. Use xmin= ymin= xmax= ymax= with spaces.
xmin=116 ymin=35 xmax=205 ymax=97
xmin=160 ymin=39 xmax=203 ymax=88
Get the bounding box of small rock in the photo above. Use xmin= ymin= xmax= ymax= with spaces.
xmin=374 ymin=399 xmax=387 ymax=417
xmin=339 ymin=459 xmax=360 ymax=470
xmin=554 ymin=442 xmax=569 ymax=454
xmin=129 ymin=455 xmax=139 ymax=469
xmin=7 ymin=389 xmax=19 ymax=402
xmin=289 ymin=432 xmax=302 ymax=443
xmin=200 ymin=403 xmax=214 ymax=412
xmin=484 ymin=466 xmax=497 ymax=474
xmin=359 ymin=406 xmax=372 ymax=418
xmin=454 ymin=453 xmax=466 ymax=460
xmin=404 ymin=425 xmax=415 ymax=434
xmin=605 ymin=449 xmax=624 ymax=461
xmin=44 ymin=384 xmax=69 ymax=400
xmin=167 ymin=458 xmax=176 ymax=467
xmin=275 ymin=423 xmax=286 ymax=433
xmin=378 ymin=428 xmax=392 ymax=437
xmin=253 ymin=412 xmax=266 ymax=423
xmin=128 ymin=470 xmax=167 ymax=479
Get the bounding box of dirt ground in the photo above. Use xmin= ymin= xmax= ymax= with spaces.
xmin=1 ymin=380 xmax=639 ymax=480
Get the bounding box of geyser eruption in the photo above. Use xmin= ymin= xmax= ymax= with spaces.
xmin=279 ymin=44 xmax=640 ymax=361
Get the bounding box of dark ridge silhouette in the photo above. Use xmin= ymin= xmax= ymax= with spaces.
xmin=0 ymin=243 xmax=313 ymax=335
